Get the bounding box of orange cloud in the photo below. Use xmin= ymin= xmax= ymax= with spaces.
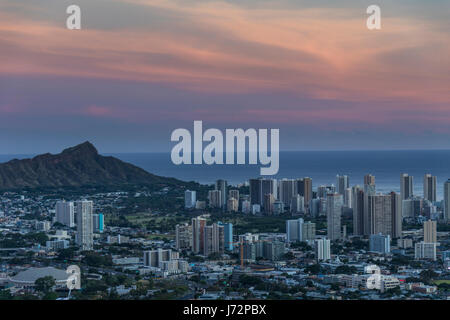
xmin=0 ymin=0 xmax=448 ymax=105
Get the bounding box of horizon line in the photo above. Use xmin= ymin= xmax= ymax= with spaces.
xmin=3 ymin=148 xmax=450 ymax=156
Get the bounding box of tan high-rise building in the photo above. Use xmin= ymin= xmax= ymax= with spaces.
xmin=423 ymin=220 xmax=437 ymax=243
xmin=229 ymin=190 xmax=239 ymax=202
xmin=176 ymin=223 xmax=192 ymax=250
xmin=227 ymin=197 xmax=239 ymax=212
xmin=364 ymin=174 xmax=376 ymax=186
xmin=203 ymin=223 xmax=224 ymax=256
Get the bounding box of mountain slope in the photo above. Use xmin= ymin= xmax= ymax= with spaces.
xmin=0 ymin=141 xmax=182 ymax=189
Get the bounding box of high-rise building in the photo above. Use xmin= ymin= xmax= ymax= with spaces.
xmin=249 ymin=178 xmax=262 ymax=206
xmin=249 ymin=178 xmax=277 ymax=208
xmin=363 ymin=183 xmax=376 ymax=235
xmin=286 ymin=218 xmax=303 ymax=243
xmin=302 ymin=221 xmax=316 ymax=242
xmin=286 ymin=219 xmax=315 ymax=242
xmin=264 ymin=193 xmax=275 ymax=215
xmin=55 ymin=200 xmax=74 ymax=227
xmin=402 ymin=197 xmax=423 ymax=219
xmin=215 ymin=179 xmax=227 ymax=209
xmin=143 ymin=248 xmax=173 ymax=267
xmin=219 ymin=222 xmax=233 ymax=251
xmin=444 ymin=179 xmax=450 ymax=221
xmin=310 ymin=198 xmax=321 ymax=217
xmin=364 ymin=174 xmax=376 ymax=186
xmin=400 ymin=173 xmax=414 ymax=200
xmin=92 ymin=213 xmax=104 ymax=233
xmin=272 ymin=200 xmax=284 ymax=215
xmin=326 ymin=193 xmax=343 ymax=240
xmin=176 ymin=223 xmax=192 ymax=250
xmin=415 ymin=242 xmax=437 ymax=261
xmin=352 ymin=186 xmax=364 ymax=236
xmin=279 ymin=179 xmax=295 ymax=209
xmin=317 ymin=185 xmax=335 ymax=199
xmin=315 ymin=238 xmax=331 ymax=261
xmin=390 ymin=192 xmax=402 ymax=238
xmin=368 ymin=194 xmax=392 ymax=236
xmin=227 ymin=197 xmax=239 ymax=212
xmin=369 ymin=233 xmax=391 ymax=254
xmin=297 ymin=178 xmax=313 ymax=211
xmin=243 ymin=240 xmax=284 ymax=262
xmin=344 ymin=187 xmax=352 ymax=208
xmin=423 ymin=220 xmax=437 ymax=243
xmin=208 ymin=190 xmax=222 ymax=208
xmin=423 ymin=174 xmax=437 ymax=203
xmin=192 ymin=217 xmax=206 ymax=254
xmin=262 ymin=179 xmax=277 ymax=203
xmin=229 ymin=190 xmax=239 ymax=202
xmin=336 ymin=175 xmax=349 ymax=195
xmin=263 ymin=241 xmax=285 ymax=261
xmin=290 ymin=194 xmax=304 ymax=214
xmin=203 ymin=223 xmax=224 ymax=256
xmin=76 ymin=200 xmax=94 ymax=251
xmin=184 ymin=190 xmax=197 ymax=209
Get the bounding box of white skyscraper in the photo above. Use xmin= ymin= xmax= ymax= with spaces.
xmin=215 ymin=179 xmax=227 ymax=209
xmin=55 ymin=200 xmax=74 ymax=227
xmin=415 ymin=242 xmax=437 ymax=261
xmin=367 ymin=194 xmax=392 ymax=236
xmin=184 ymin=190 xmax=196 ymax=209
xmin=76 ymin=200 xmax=94 ymax=251
xmin=344 ymin=187 xmax=352 ymax=208
xmin=327 ymin=193 xmax=343 ymax=240
xmin=286 ymin=218 xmax=303 ymax=243
xmin=315 ymin=238 xmax=331 ymax=261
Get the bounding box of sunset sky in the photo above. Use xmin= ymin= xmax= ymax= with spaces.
xmin=0 ymin=0 xmax=449 ymax=154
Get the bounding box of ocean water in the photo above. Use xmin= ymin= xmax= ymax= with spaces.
xmin=1 ymin=151 xmax=449 ymax=200
xmin=109 ymin=150 xmax=450 ymax=200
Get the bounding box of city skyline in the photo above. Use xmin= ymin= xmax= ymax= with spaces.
xmin=0 ymin=0 xmax=449 ymax=153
